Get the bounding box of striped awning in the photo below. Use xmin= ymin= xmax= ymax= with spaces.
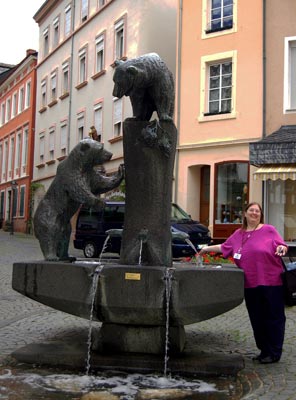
xmin=253 ymin=165 xmax=296 ymax=181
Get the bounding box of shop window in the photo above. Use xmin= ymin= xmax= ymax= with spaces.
xmin=215 ymin=162 xmax=248 ymax=225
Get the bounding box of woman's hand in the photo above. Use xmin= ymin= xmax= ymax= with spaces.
xmin=275 ymin=245 xmax=287 ymax=256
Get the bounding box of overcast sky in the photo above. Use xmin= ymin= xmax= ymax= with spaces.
xmin=1 ymin=1 xmax=45 ymax=65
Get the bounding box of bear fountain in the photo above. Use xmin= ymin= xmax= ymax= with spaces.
xmin=12 ymin=53 xmax=244 ymax=375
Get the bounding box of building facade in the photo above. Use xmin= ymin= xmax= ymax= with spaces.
xmin=33 ymin=0 xmax=177 ymax=205
xmin=0 ymin=50 xmax=37 ymax=233
xmin=175 ymin=0 xmax=296 ymax=243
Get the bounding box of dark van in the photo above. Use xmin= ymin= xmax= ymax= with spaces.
xmin=73 ymin=201 xmax=212 ymax=258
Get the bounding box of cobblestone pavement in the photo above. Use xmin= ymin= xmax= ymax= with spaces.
xmin=0 ymin=230 xmax=296 ymax=399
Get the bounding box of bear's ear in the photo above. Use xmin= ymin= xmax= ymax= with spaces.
xmin=114 ymin=59 xmax=124 ymax=67
xmin=127 ymin=65 xmax=138 ymax=76
xmin=80 ymin=142 xmax=91 ymax=152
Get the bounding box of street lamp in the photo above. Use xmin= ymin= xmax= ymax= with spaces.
xmin=10 ymin=180 xmax=17 ymax=236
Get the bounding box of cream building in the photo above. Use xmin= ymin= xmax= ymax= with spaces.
xmin=33 ymin=0 xmax=177 ymax=196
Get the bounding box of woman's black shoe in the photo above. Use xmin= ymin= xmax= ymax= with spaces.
xmin=259 ymin=356 xmax=280 ymax=364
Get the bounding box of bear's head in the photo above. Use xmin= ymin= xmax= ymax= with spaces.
xmin=70 ymin=139 xmax=112 ymax=171
xmin=112 ymin=60 xmax=139 ymax=98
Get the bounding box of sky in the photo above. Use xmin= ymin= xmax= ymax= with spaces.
xmin=1 ymin=1 xmax=45 ymax=65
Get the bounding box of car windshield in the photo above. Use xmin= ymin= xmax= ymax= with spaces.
xmin=171 ymin=204 xmax=192 ymax=222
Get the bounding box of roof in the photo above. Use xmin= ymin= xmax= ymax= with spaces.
xmin=249 ymin=125 xmax=296 ymax=165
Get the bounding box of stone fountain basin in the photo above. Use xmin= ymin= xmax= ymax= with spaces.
xmin=12 ymin=261 xmax=244 ymax=326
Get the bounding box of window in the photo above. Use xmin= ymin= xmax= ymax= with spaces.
xmin=114 ymin=18 xmax=125 ymax=59
xmin=53 ymin=16 xmax=60 ymax=48
xmin=77 ymin=113 xmax=85 ymax=141
xmin=18 ymin=87 xmax=24 ymax=113
xmin=12 ymin=186 xmax=18 ymax=218
xmin=284 ymin=37 xmax=296 ymax=112
xmin=209 ymin=0 xmax=233 ymax=32
xmin=5 ymin=98 xmax=11 ymax=122
xmin=94 ymin=102 xmax=103 ymax=141
xmin=62 ymin=61 xmax=70 ymax=95
xmin=0 ymin=144 xmax=2 ymax=182
xmin=19 ymin=186 xmax=25 ymax=217
xmin=50 ymin=70 xmax=58 ymax=102
xmin=199 ymin=51 xmax=237 ymax=121
xmin=98 ymin=0 xmax=106 ymax=7
xmin=43 ymin=27 xmax=49 ymax=57
xmin=95 ymin=34 xmax=105 ymax=74
xmin=2 ymin=141 xmax=8 ymax=180
xmin=8 ymin=137 xmax=14 ymax=177
xmin=12 ymin=92 xmax=17 ymax=118
xmin=25 ymin=80 xmax=31 ymax=109
xmin=49 ymin=128 xmax=55 ymax=160
xmin=0 ymin=103 xmax=5 ymax=126
xmin=14 ymin=131 xmax=21 ymax=175
xmin=207 ymin=61 xmax=232 ymax=115
xmin=78 ymin=47 xmax=87 ymax=84
xmin=81 ymin=0 xmax=88 ymax=22
xmin=113 ymin=98 xmax=122 ymax=137
xmin=39 ymin=135 xmax=45 ymax=163
xmin=21 ymin=127 xmax=28 ymax=174
xmin=41 ymin=79 xmax=47 ymax=108
xmin=215 ymin=162 xmax=248 ymax=224
xmin=65 ymin=4 xmax=72 ymax=37
xmin=0 ymin=191 xmax=4 ymax=220
xmin=60 ymin=122 xmax=68 ymax=155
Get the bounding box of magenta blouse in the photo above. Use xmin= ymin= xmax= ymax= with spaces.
xmin=221 ymin=224 xmax=286 ymax=288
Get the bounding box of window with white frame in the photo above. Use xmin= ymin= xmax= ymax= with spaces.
xmin=77 ymin=113 xmax=85 ymax=141
xmin=25 ymin=80 xmax=31 ymax=109
xmin=208 ymin=0 xmax=233 ymax=32
xmin=0 ymin=144 xmax=2 ymax=182
xmin=43 ymin=27 xmax=49 ymax=57
xmin=19 ymin=185 xmax=25 ymax=217
xmin=78 ymin=47 xmax=87 ymax=83
xmin=50 ymin=70 xmax=58 ymax=102
xmin=53 ymin=16 xmax=60 ymax=48
xmin=207 ymin=61 xmax=232 ymax=114
xmin=113 ymin=98 xmax=122 ymax=137
xmin=0 ymin=103 xmax=5 ymax=126
xmin=0 ymin=191 xmax=3 ymax=219
xmin=114 ymin=19 xmax=125 ymax=59
xmin=12 ymin=92 xmax=17 ymax=117
xmin=2 ymin=141 xmax=8 ymax=180
xmin=199 ymin=51 xmax=236 ymax=120
xmin=8 ymin=137 xmax=14 ymax=177
xmin=21 ymin=127 xmax=28 ymax=174
xmin=18 ymin=87 xmax=24 ymax=113
xmin=14 ymin=131 xmax=21 ymax=175
xmin=41 ymin=79 xmax=47 ymax=108
xmin=12 ymin=186 xmax=18 ymax=217
xmin=5 ymin=98 xmax=11 ymax=122
xmin=65 ymin=4 xmax=72 ymax=37
xmin=95 ymin=34 xmax=105 ymax=73
xmin=81 ymin=0 xmax=88 ymax=22
xmin=284 ymin=37 xmax=296 ymax=112
xmin=62 ymin=61 xmax=70 ymax=94
xmin=39 ymin=135 xmax=45 ymax=163
xmin=49 ymin=127 xmax=55 ymax=160
xmin=94 ymin=102 xmax=103 ymax=141
xmin=60 ymin=122 xmax=67 ymax=155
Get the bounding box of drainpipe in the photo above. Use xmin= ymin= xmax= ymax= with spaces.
xmin=262 ymin=0 xmax=266 ymax=138
xmin=67 ymin=0 xmax=76 ymax=152
xmin=174 ymin=0 xmax=183 ymax=203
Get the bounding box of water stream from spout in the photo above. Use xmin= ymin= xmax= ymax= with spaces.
xmin=86 ymin=264 xmax=103 ymax=375
xmin=185 ymin=239 xmax=204 ymax=267
xmin=138 ymin=239 xmax=143 ymax=265
xmin=98 ymin=235 xmax=110 ymax=264
xmin=164 ymin=267 xmax=174 ymax=377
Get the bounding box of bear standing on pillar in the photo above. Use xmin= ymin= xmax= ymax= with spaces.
xmin=34 ymin=139 xmax=124 ymax=261
xmin=112 ymin=53 xmax=174 ymax=121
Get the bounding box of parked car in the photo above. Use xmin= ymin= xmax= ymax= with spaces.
xmin=73 ymin=201 xmax=212 ymax=258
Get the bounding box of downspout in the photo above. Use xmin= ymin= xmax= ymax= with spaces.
xmin=262 ymin=0 xmax=267 ymax=212
xmin=67 ymin=0 xmax=76 ymax=152
xmin=174 ymin=0 xmax=183 ymax=203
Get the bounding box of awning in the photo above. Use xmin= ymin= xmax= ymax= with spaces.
xmin=253 ymin=165 xmax=296 ymax=181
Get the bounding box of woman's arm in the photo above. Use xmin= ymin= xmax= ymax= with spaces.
xmin=199 ymin=244 xmax=222 ymax=255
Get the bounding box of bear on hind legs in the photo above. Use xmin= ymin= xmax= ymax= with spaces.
xmin=33 ymin=139 xmax=124 ymax=261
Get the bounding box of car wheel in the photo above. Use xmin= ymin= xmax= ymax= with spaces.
xmin=83 ymin=242 xmax=98 ymax=258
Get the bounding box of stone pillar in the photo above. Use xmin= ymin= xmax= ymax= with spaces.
xmin=120 ymin=120 xmax=177 ymax=267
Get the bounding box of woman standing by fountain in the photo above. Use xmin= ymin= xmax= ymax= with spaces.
xmin=199 ymin=202 xmax=287 ymax=364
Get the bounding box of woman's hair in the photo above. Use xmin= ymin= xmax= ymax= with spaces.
xmin=242 ymin=202 xmax=264 ymax=229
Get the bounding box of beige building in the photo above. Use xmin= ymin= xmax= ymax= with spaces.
xmin=175 ymin=0 xmax=296 ymax=243
xmin=33 ymin=0 xmax=177 ymax=196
